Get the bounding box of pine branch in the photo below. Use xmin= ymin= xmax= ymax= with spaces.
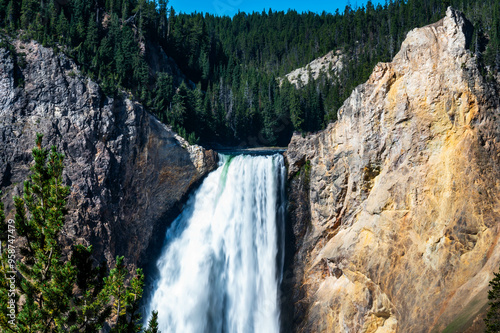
xmin=41 ymin=247 xmax=53 ymax=281
xmin=123 ymin=12 xmax=138 ymax=25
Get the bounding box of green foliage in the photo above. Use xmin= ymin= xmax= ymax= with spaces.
xmin=0 ymin=192 xmax=5 ymax=244
xmin=8 ymin=133 xmax=76 ymax=332
xmin=68 ymin=244 xmax=112 ymax=332
xmin=485 ymin=268 xmax=500 ymax=332
xmin=163 ymin=0 xmax=500 ymax=145
xmin=0 ymin=134 xmax=149 ymax=332
xmin=0 ymin=0 xmax=498 ymax=146
xmin=102 ymin=255 xmax=145 ymax=333
xmin=144 ymin=311 xmax=160 ymax=333
xmin=288 ymin=83 xmax=304 ymax=132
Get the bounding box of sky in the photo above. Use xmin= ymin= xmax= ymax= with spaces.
xmin=169 ymin=0 xmax=384 ymax=17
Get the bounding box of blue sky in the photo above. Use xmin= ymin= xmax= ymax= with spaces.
xmin=169 ymin=0 xmax=384 ymax=17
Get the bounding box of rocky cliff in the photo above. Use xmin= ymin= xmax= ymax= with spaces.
xmin=0 ymin=39 xmax=217 ymax=268
xmin=285 ymin=8 xmax=500 ymax=332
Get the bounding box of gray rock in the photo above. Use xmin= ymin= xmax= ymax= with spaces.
xmin=0 ymin=39 xmax=217 ymax=269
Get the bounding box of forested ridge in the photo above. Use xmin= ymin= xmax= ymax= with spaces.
xmin=0 ymin=0 xmax=498 ymax=146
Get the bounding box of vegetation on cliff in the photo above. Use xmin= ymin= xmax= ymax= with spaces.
xmin=0 ymin=135 xmax=155 ymax=332
xmin=0 ymin=0 xmax=499 ymax=146
xmin=486 ymin=269 xmax=500 ymax=332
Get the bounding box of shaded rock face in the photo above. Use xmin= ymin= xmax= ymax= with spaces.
xmin=0 ymin=39 xmax=217 ymax=268
xmin=145 ymin=40 xmax=187 ymax=87
xmin=285 ymin=8 xmax=500 ymax=333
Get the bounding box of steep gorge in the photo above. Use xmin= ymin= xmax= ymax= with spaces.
xmin=285 ymin=8 xmax=500 ymax=333
xmin=1 ymin=6 xmax=500 ymax=333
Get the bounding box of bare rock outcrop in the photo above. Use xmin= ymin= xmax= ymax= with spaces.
xmin=282 ymin=50 xmax=343 ymax=87
xmin=0 ymin=39 xmax=217 ymax=268
xmin=285 ymin=8 xmax=500 ymax=332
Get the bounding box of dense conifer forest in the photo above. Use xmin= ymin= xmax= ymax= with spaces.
xmin=0 ymin=0 xmax=498 ymax=146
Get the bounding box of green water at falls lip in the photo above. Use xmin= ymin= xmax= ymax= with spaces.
xmin=146 ymin=154 xmax=286 ymax=333
xmin=213 ymin=154 xmax=234 ymax=207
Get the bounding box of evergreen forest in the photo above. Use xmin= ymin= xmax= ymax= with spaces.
xmin=0 ymin=0 xmax=499 ymax=146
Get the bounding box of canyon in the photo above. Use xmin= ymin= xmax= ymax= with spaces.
xmin=0 ymin=6 xmax=499 ymax=333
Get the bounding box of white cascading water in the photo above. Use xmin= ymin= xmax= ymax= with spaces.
xmin=146 ymin=154 xmax=286 ymax=333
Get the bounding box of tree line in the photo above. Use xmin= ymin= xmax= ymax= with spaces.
xmin=0 ymin=0 xmax=498 ymax=146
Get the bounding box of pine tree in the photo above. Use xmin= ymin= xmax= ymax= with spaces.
xmin=9 ymin=133 xmax=76 ymax=331
xmin=485 ymin=268 xmax=500 ymax=332
xmin=144 ymin=311 xmax=160 ymax=333
xmin=69 ymin=244 xmax=112 ymax=332
xmin=170 ymin=82 xmax=189 ymax=129
xmin=0 ymin=134 xmax=146 ymax=332
xmin=5 ymin=0 xmax=15 ymax=31
xmin=85 ymin=14 xmax=99 ymax=55
xmin=106 ymin=256 xmax=145 ymax=333
xmin=20 ymin=0 xmax=38 ymax=30
xmin=289 ymin=86 xmax=304 ymax=132
xmin=153 ymin=72 xmax=174 ymax=117
xmin=0 ymin=192 xmax=13 ymax=330
xmin=0 ymin=192 xmax=5 ymax=242
xmin=56 ymin=11 xmax=69 ymax=44
xmin=158 ymin=0 xmax=168 ymax=39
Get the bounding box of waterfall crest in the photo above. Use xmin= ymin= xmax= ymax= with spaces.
xmin=147 ymin=154 xmax=286 ymax=333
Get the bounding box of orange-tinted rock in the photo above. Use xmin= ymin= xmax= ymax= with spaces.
xmin=285 ymin=8 xmax=500 ymax=332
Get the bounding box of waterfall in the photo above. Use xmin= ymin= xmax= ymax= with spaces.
xmin=146 ymin=153 xmax=286 ymax=333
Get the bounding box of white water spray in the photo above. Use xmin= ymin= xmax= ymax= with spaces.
xmin=146 ymin=154 xmax=286 ymax=333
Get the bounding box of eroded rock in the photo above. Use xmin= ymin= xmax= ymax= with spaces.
xmin=285 ymin=8 xmax=500 ymax=332
xmin=282 ymin=50 xmax=343 ymax=88
xmin=0 ymin=39 xmax=217 ymax=269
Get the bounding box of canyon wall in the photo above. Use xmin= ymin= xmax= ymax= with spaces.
xmin=286 ymin=8 xmax=500 ymax=332
xmin=0 ymin=39 xmax=217 ymax=268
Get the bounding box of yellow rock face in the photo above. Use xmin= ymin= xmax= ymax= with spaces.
xmin=285 ymin=8 xmax=500 ymax=333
